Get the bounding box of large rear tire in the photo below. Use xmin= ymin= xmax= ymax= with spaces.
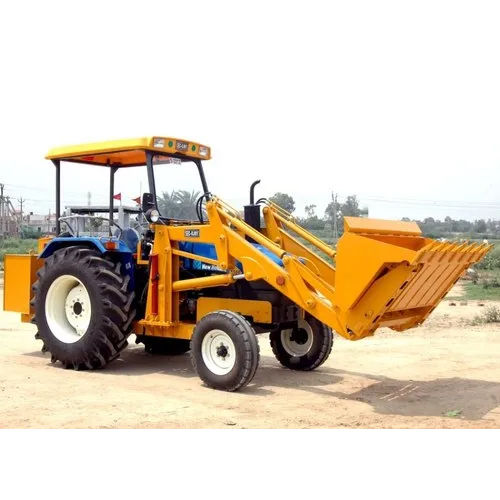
xmin=270 ymin=314 xmax=333 ymax=371
xmin=33 ymin=246 xmax=136 ymax=370
xmin=190 ymin=310 xmax=259 ymax=391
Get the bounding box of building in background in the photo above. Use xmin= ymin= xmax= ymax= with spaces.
xmin=24 ymin=213 xmax=57 ymax=235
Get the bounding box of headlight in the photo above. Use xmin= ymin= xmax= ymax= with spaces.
xmin=199 ymin=145 xmax=209 ymax=157
xmin=153 ymin=137 xmax=165 ymax=148
xmin=146 ymin=208 xmax=160 ymax=223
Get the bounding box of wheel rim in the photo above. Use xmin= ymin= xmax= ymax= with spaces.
xmin=45 ymin=274 xmax=91 ymax=344
xmin=201 ymin=329 xmax=236 ymax=375
xmin=280 ymin=318 xmax=313 ymax=356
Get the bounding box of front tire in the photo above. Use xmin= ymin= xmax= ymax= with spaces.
xmin=270 ymin=314 xmax=333 ymax=371
xmin=190 ymin=310 xmax=259 ymax=391
xmin=33 ymin=246 xmax=136 ymax=370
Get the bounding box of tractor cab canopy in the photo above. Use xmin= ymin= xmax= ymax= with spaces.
xmin=46 ymin=136 xmax=211 ymax=166
xmin=46 ymin=137 xmax=211 ymax=234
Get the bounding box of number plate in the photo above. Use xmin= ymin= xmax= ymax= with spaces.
xmin=153 ymin=155 xmax=181 ymax=165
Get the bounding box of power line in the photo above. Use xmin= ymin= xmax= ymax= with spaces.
xmin=357 ymin=196 xmax=500 ymax=210
xmin=335 ymin=191 xmax=500 ymax=209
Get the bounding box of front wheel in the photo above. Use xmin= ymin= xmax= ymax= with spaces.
xmin=190 ymin=310 xmax=260 ymax=391
xmin=270 ymin=314 xmax=333 ymax=371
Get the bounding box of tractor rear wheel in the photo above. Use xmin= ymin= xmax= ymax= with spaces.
xmin=270 ymin=314 xmax=333 ymax=371
xmin=33 ymin=246 xmax=136 ymax=370
xmin=190 ymin=310 xmax=260 ymax=391
xmin=138 ymin=336 xmax=190 ymax=355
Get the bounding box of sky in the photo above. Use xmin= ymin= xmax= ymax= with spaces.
xmin=1 ymin=0 xmax=500 ymax=221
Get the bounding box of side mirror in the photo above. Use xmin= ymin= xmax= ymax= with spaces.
xmin=142 ymin=193 xmax=156 ymax=212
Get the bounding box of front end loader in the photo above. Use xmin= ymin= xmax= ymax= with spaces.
xmin=3 ymin=137 xmax=491 ymax=391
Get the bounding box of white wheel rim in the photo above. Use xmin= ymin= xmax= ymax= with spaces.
xmin=45 ymin=274 xmax=91 ymax=344
xmin=201 ymin=329 xmax=236 ymax=375
xmin=281 ymin=318 xmax=313 ymax=356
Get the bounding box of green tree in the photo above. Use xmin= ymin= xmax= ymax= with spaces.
xmin=305 ymin=204 xmax=316 ymax=218
xmin=301 ymin=204 xmax=325 ymax=230
xmin=157 ymin=191 xmax=177 ymax=217
xmin=175 ymin=190 xmax=200 ymax=220
xmin=157 ymin=190 xmax=200 ymax=220
xmin=474 ymin=219 xmax=487 ymax=233
xmin=324 ymin=195 xmax=365 ymax=235
xmin=269 ymin=192 xmax=296 ymax=213
xmin=341 ymin=195 xmax=362 ymax=217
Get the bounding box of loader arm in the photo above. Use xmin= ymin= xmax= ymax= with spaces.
xmin=202 ymin=198 xmax=491 ymax=341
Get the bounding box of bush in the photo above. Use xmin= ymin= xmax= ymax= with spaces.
xmin=0 ymin=238 xmax=38 ymax=268
xmin=480 ymin=277 xmax=500 ymax=289
xmin=21 ymin=226 xmax=42 ymax=239
xmin=475 ymin=245 xmax=500 ymax=270
xmin=484 ymin=306 xmax=500 ymax=322
xmin=470 ymin=305 xmax=500 ymax=325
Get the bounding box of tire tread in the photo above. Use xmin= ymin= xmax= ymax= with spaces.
xmin=32 ymin=245 xmax=135 ymax=370
xmin=270 ymin=314 xmax=334 ymax=371
xmin=190 ymin=310 xmax=260 ymax=392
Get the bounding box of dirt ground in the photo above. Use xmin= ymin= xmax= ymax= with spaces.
xmin=1 ymin=283 xmax=499 ymax=428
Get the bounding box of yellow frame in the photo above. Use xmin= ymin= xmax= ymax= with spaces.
xmin=137 ymin=197 xmax=345 ymax=340
xmin=135 ymin=197 xmax=490 ymax=341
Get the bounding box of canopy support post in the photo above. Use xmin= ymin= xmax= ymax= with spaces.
xmin=109 ymin=165 xmax=117 ymax=236
xmin=146 ymin=151 xmax=157 ymax=208
xmin=195 ymin=159 xmax=210 ymax=199
xmin=52 ymin=159 xmax=61 ymax=235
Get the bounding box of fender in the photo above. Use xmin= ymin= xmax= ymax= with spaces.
xmin=39 ymin=237 xmax=135 ymax=290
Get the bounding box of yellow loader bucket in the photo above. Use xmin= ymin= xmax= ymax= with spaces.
xmin=333 ymin=217 xmax=491 ymax=340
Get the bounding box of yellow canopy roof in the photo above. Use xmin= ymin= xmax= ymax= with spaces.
xmin=45 ymin=137 xmax=211 ymax=166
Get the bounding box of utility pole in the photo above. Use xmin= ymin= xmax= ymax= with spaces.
xmin=17 ymin=197 xmax=25 ymax=237
xmin=18 ymin=197 xmax=25 ymax=220
xmin=0 ymin=183 xmax=4 ymax=235
xmin=5 ymin=195 xmax=11 ymax=234
xmin=331 ymin=191 xmax=338 ymax=241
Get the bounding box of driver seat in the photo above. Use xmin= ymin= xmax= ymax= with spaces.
xmin=119 ymin=227 xmax=140 ymax=252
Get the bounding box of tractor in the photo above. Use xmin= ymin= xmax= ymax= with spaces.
xmin=3 ymin=137 xmax=491 ymax=391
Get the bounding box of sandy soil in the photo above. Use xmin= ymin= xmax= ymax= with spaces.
xmin=1 ymin=285 xmax=499 ymax=428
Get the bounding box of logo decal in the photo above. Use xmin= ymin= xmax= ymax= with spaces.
xmin=184 ymin=229 xmax=200 ymax=238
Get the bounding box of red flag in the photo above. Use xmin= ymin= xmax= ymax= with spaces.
xmin=132 ymin=196 xmax=141 ymax=205
xmin=113 ymin=193 xmax=121 ymax=201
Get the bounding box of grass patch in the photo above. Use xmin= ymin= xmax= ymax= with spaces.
xmin=0 ymin=238 xmax=38 ymax=269
xmin=446 ymin=268 xmax=500 ymax=301
xmin=444 ymin=409 xmax=462 ymax=418
xmin=461 ymin=269 xmax=500 ymax=301
xmin=445 ymin=295 xmax=463 ymax=301
xmin=462 ymin=282 xmax=500 ymax=301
